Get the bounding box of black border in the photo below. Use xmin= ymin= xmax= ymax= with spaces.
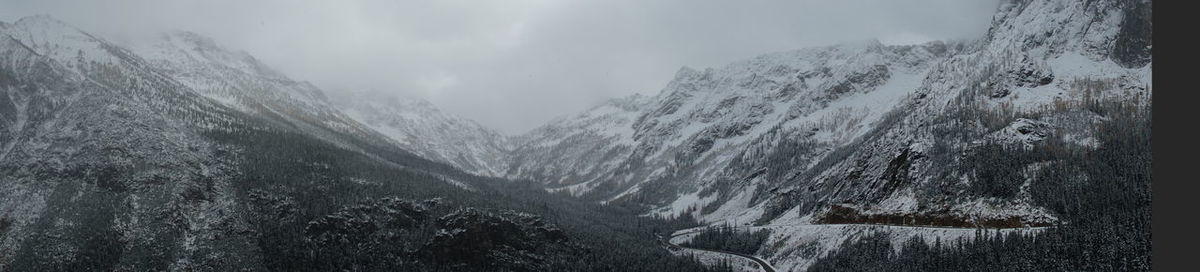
xmin=1152 ymin=1 xmax=1186 ymax=271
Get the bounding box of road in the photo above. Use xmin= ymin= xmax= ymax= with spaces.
xmin=662 ymin=233 xmax=777 ymax=272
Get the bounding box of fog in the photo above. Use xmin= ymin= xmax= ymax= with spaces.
xmin=0 ymin=0 xmax=999 ymax=133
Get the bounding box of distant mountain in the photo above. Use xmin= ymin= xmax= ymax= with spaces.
xmin=330 ymin=92 xmax=511 ymax=176
xmin=136 ymin=30 xmax=512 ymax=178
xmin=506 ymin=93 xmax=652 ymax=191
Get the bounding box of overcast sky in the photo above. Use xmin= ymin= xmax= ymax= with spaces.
xmin=1 ymin=0 xmax=998 ymax=134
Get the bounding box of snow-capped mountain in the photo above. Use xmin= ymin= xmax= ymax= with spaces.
xmin=505 ymin=0 xmax=1151 ymax=269
xmin=514 ymin=0 xmax=1149 ymax=217
xmin=130 ymin=30 xmax=525 ymax=180
xmin=0 ymin=16 xmax=532 ymax=270
xmin=506 ymin=93 xmax=652 ymax=191
xmin=127 ymin=30 xmax=513 ymax=177
xmin=508 ymin=40 xmax=961 ymax=206
xmin=331 ymin=92 xmax=511 ymax=176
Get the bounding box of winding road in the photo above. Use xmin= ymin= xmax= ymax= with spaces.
xmin=662 ymin=233 xmax=777 ymax=272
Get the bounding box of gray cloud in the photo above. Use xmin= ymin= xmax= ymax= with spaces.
xmin=0 ymin=0 xmax=999 ymax=133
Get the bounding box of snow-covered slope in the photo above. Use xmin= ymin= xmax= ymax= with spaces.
xmin=129 ymin=31 xmax=515 ymax=177
xmin=509 ymin=40 xmax=960 ymax=207
xmin=751 ymin=1 xmax=1151 ymax=269
xmin=331 ymin=92 xmax=511 ymax=176
xmin=506 ymin=94 xmax=652 ymax=192
xmin=128 ymin=31 xmax=392 ymax=146
xmin=0 ymin=16 xmax=260 ymax=269
xmin=0 ymin=16 xmax=500 ymax=270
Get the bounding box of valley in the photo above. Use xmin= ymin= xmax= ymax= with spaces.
xmin=0 ymin=0 xmax=1152 ymax=271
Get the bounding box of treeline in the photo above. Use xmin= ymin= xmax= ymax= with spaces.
xmin=815 ymin=205 xmax=1051 ymax=228
xmin=679 ymin=224 xmax=772 ymax=255
xmin=809 ymin=231 xmax=1049 ymax=272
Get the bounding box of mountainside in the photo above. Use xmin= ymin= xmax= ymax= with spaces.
xmin=131 ymin=30 xmax=515 ymax=178
xmin=507 ymin=93 xmax=652 ymax=191
xmin=128 ymin=31 xmax=394 ymax=147
xmin=331 ymin=92 xmax=511 ymax=177
xmin=0 ymin=15 xmax=270 ymax=269
xmin=510 ymin=39 xmax=962 ymax=213
xmin=0 ymin=16 xmax=724 ymax=272
xmin=506 ymin=0 xmax=1151 ymax=270
xmin=513 ymin=0 xmax=1149 ymax=220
